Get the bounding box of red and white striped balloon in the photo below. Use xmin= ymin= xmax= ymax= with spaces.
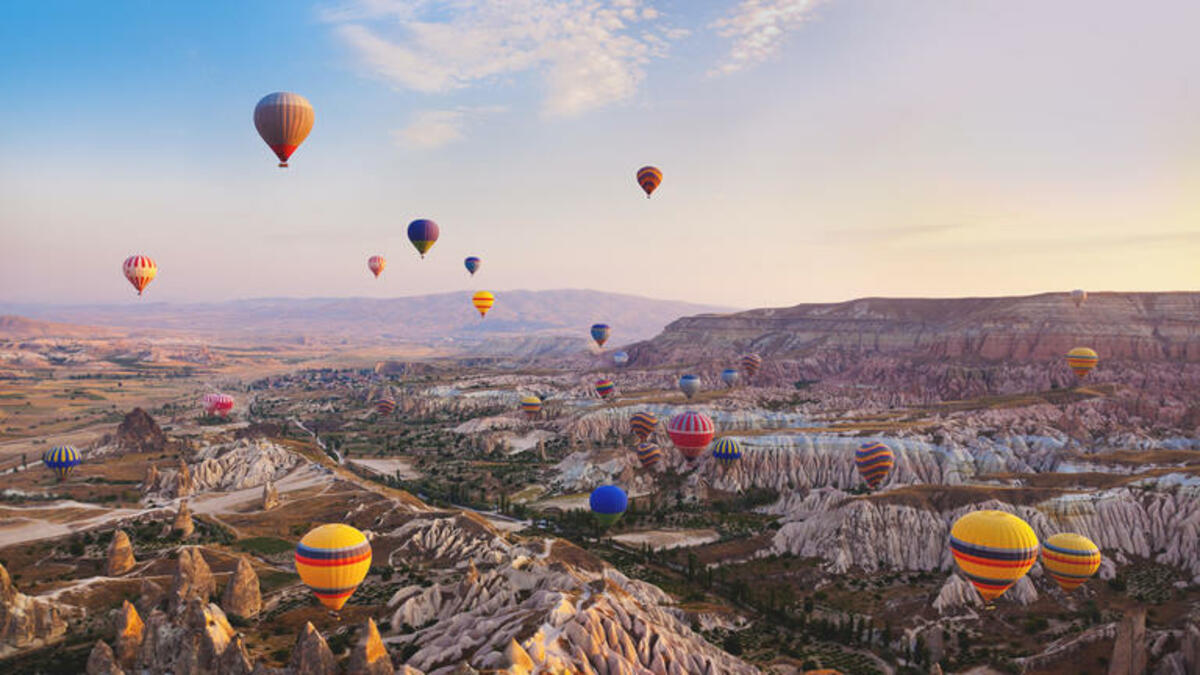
xmin=122 ymin=255 xmax=157 ymax=296
xmin=202 ymin=393 xmax=234 ymax=417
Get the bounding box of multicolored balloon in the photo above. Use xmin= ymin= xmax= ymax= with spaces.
xmin=630 ymin=412 xmax=658 ymax=441
xmin=635 ymin=442 xmax=662 ymax=469
xmin=711 ymin=438 xmax=742 ymax=466
xmin=855 ymin=441 xmax=895 ymax=490
xmin=636 ymin=165 xmax=662 ymax=198
xmin=613 ymin=351 xmax=629 ymax=366
xmin=949 ymin=510 xmax=1038 ymax=603
xmin=464 ymin=256 xmax=481 ymax=276
xmin=589 ymin=485 xmax=627 ymax=528
xmin=43 ymin=445 xmax=81 ymax=481
xmin=678 ymin=374 xmax=700 ymax=400
xmin=1066 ymin=347 xmax=1098 ymax=379
xmin=368 ymin=255 xmax=386 ymax=278
xmin=295 ymin=524 xmax=372 ymax=611
xmin=375 ymin=397 xmax=396 ymax=415
xmin=667 ymin=411 xmax=715 ymax=461
xmin=519 ymin=395 xmax=542 ymax=419
xmin=122 ymin=255 xmax=157 ymax=296
xmin=721 ymin=368 xmax=739 ymax=387
xmin=407 ymin=219 xmax=439 ymax=258
xmin=740 ymin=353 xmax=762 ymax=379
xmin=253 ymin=92 xmax=314 ymax=168
xmin=594 ymin=379 xmax=616 ymax=400
xmin=472 ymin=291 xmax=495 ymax=318
xmin=590 ymin=324 xmax=611 ymax=348
xmin=1070 ymin=289 xmax=1087 ymax=308
xmin=1041 ymin=533 xmax=1101 ymax=593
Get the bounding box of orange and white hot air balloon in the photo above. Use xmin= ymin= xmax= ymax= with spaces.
xmin=472 ymin=291 xmax=495 ymax=318
xmin=122 ymin=255 xmax=157 ymax=296
xmin=368 ymin=255 xmax=386 ymax=279
xmin=254 ymin=92 xmax=314 ymax=168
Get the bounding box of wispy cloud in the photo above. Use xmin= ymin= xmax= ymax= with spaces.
xmin=393 ymin=106 xmax=507 ymax=149
xmin=710 ymin=0 xmax=825 ymax=76
xmin=324 ymin=0 xmax=682 ymax=118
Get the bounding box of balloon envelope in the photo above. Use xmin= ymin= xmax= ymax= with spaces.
xmin=590 ymin=324 xmax=611 ymax=347
xmin=1042 ymin=533 xmax=1101 ymax=592
xmin=1065 ymin=347 xmax=1099 ymax=379
xmin=407 ymin=219 xmax=440 ymax=258
xmin=1070 ymin=289 xmax=1087 ymax=308
xmin=712 ymin=438 xmax=742 ymax=466
xmin=295 ymin=524 xmax=372 ymax=611
xmin=613 ymin=351 xmax=629 ymax=366
xmin=472 ymin=291 xmax=495 ymax=318
xmin=519 ymin=395 xmax=542 ymax=419
xmin=590 ymin=485 xmax=627 ymax=527
xmin=636 ymin=166 xmax=662 ymax=198
xmin=253 ymin=92 xmax=314 ymax=168
xmin=678 ymin=374 xmax=700 ymax=400
xmin=375 ymin=397 xmax=396 ymax=415
xmin=740 ymin=353 xmax=762 ymax=378
xmin=667 ymin=411 xmax=715 ymax=460
xmin=949 ymin=510 xmax=1038 ymax=603
xmin=855 ymin=441 xmax=895 ymax=490
xmin=368 ymin=255 xmax=386 ymax=278
xmin=123 ymin=255 xmax=157 ymax=296
xmin=594 ymin=379 xmax=616 ymax=399
xmin=464 ymin=256 xmax=481 ymax=275
xmin=721 ymin=369 xmax=739 ymax=387
xmin=635 ymin=442 xmax=662 ymax=469
xmin=630 ymin=412 xmax=658 ymax=441
xmin=43 ymin=445 xmax=81 ymax=481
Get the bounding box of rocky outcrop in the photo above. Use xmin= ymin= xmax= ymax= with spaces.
xmin=221 ymin=557 xmax=261 ymax=619
xmin=176 ymin=459 xmax=193 ymax=498
xmin=346 ymin=618 xmax=392 ymax=675
xmin=107 ymin=529 xmax=136 ymax=576
xmin=218 ymin=633 xmax=255 ymax=675
xmin=142 ymin=439 xmax=301 ymax=499
xmin=116 ymin=407 xmax=166 ymax=453
xmin=170 ymin=547 xmax=215 ymax=612
xmin=262 ymin=480 xmax=279 ymax=510
xmin=290 ymin=622 xmax=336 ymax=675
xmin=0 ymin=561 xmax=70 ymax=654
xmin=173 ymin=501 xmax=194 ymax=538
xmin=113 ymin=600 xmax=144 ymax=668
xmin=136 ymin=579 xmax=165 ymax=615
xmin=87 ymin=639 xmax=125 ymax=675
xmin=135 ymin=599 xmax=246 ymax=674
xmin=1109 ymin=607 xmax=1148 ymax=675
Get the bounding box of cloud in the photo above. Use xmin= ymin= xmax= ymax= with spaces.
xmin=393 ymin=106 xmax=507 ymax=149
xmin=325 ymin=0 xmax=682 ymax=117
xmin=710 ymin=0 xmax=825 ymax=75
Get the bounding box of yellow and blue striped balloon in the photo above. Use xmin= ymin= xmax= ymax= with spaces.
xmin=630 ymin=411 xmax=658 ymax=441
xmin=950 ymin=510 xmax=1039 ymax=603
xmin=711 ymin=438 xmax=742 ymax=466
xmin=43 ymin=445 xmax=81 ymax=481
xmin=635 ymin=442 xmax=662 ymax=469
xmin=519 ymin=395 xmax=542 ymax=419
xmin=295 ymin=524 xmax=372 ymax=611
xmin=855 ymin=441 xmax=895 ymax=490
xmin=1041 ymin=532 xmax=1101 ymax=593
xmin=1065 ymin=347 xmax=1099 ymax=379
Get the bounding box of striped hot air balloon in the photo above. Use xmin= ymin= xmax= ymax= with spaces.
xmin=855 ymin=441 xmax=895 ymax=490
xmin=211 ymin=394 xmax=234 ymax=417
xmin=740 ymin=353 xmax=762 ymax=379
xmin=712 ymin=438 xmax=742 ymax=466
xmin=519 ymin=395 xmax=542 ymax=419
xmin=721 ymin=368 xmax=739 ymax=387
xmin=42 ymin=445 xmax=81 ymax=481
xmin=667 ymin=411 xmax=715 ymax=460
xmin=590 ymin=485 xmax=627 ymax=527
xmin=635 ymin=442 xmax=662 ymax=469
xmin=407 ymin=219 xmax=439 ymax=258
xmin=678 ymin=374 xmax=700 ymax=400
xmin=122 ymin=255 xmax=157 ymax=296
xmin=949 ymin=510 xmax=1039 ymax=604
xmin=368 ymin=255 xmax=386 ymax=278
xmin=636 ymin=165 xmax=662 ymax=198
xmin=1041 ymin=533 xmax=1101 ymax=593
xmin=590 ymin=323 xmax=611 ymax=348
xmin=375 ymin=397 xmax=396 ymax=415
xmin=253 ymin=92 xmax=314 ymax=168
xmin=630 ymin=412 xmax=658 ymax=441
xmin=295 ymin=524 xmax=372 ymax=611
xmin=1065 ymin=347 xmax=1098 ymax=379
xmin=594 ymin=379 xmax=616 ymax=400
xmin=472 ymin=291 xmax=495 ymax=318
xmin=464 ymin=256 xmax=481 ymax=276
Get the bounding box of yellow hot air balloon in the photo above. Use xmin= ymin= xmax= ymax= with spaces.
xmin=295 ymin=524 xmax=372 ymax=611
xmin=1041 ymin=533 xmax=1101 ymax=592
xmin=472 ymin=291 xmax=495 ymax=318
xmin=949 ymin=510 xmax=1038 ymax=604
xmin=1065 ymin=347 xmax=1099 ymax=379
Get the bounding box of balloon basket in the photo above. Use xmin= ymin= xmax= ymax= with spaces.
xmin=278 ymin=162 xmax=288 ymax=168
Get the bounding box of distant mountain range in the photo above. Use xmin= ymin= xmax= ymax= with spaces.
xmin=0 ymin=290 xmax=733 ymax=348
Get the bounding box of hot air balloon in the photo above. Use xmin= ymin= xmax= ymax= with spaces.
xmin=667 ymin=411 xmax=715 ymax=461
xmin=630 ymin=412 xmax=658 ymax=442
xmin=519 ymin=395 xmax=542 ymax=419
xmin=368 ymin=255 xmax=386 ymax=278
xmin=472 ymin=291 xmax=495 ymax=318
xmin=590 ymin=324 xmax=611 ymax=348
xmin=43 ymin=445 xmax=81 ymax=481
xmin=1066 ymin=347 xmax=1098 ymax=380
xmin=949 ymin=510 xmax=1038 ymax=604
xmin=712 ymin=438 xmax=742 ymax=466
xmin=253 ymin=92 xmax=314 ymax=168
xmin=589 ymin=485 xmax=627 ymax=527
xmin=678 ymin=374 xmax=700 ymax=400
xmin=122 ymin=255 xmax=157 ymax=296
xmin=635 ymin=442 xmax=662 ymax=469
xmin=636 ymin=166 xmax=662 ymax=198
xmin=1041 ymin=533 xmax=1101 ymax=593
xmin=740 ymin=353 xmax=762 ymax=379
xmin=464 ymin=256 xmax=481 ymax=276
xmin=721 ymin=368 xmax=739 ymax=388
xmin=595 ymin=379 xmax=616 ymax=400
xmin=201 ymin=392 xmax=219 ymax=415
xmin=855 ymin=441 xmax=895 ymax=490
xmin=375 ymin=397 xmax=396 ymax=415
xmin=407 ymin=219 xmax=439 ymax=258
xmin=1070 ymin=289 xmax=1087 ymax=308
xmin=213 ymin=394 xmax=234 ymax=417
xmin=295 ymin=524 xmax=372 ymax=611
xmin=613 ymin=351 xmax=629 ymax=366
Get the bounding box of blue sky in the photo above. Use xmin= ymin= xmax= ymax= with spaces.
xmin=2 ymin=0 xmax=1197 ymax=307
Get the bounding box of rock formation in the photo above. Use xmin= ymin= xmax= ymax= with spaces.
xmin=175 ymin=458 xmax=193 ymax=498
xmin=289 ymin=621 xmax=336 ymax=675
xmin=115 ymin=407 xmax=166 ymax=453
xmin=142 ymin=465 xmax=160 ymax=493
xmin=113 ymin=600 xmax=144 ymax=668
xmin=172 ymin=500 xmax=194 ymax=538
xmin=170 ymin=547 xmax=215 ymax=611
xmin=346 ymin=618 xmax=392 ymax=675
xmin=221 ymin=556 xmax=261 ymax=619
xmin=141 ymin=439 xmax=301 ymax=499
xmin=86 ymin=639 xmax=125 ymax=675
xmin=136 ymin=578 xmax=164 ymax=615
xmin=262 ymin=479 xmax=279 ymax=510
xmin=135 ymin=599 xmax=247 ymax=674
xmin=106 ymin=529 xmax=136 ymax=576
xmin=0 ymin=561 xmax=69 ymax=654
xmin=1109 ymin=607 xmax=1147 ymax=675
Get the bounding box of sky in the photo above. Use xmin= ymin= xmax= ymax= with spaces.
xmin=1 ymin=0 xmax=1197 ymax=309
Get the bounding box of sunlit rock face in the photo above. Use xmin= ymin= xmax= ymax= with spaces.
xmin=142 ymin=438 xmax=301 ymax=499
xmin=0 ymin=562 xmax=71 ymax=655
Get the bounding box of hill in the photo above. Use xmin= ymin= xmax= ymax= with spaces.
xmin=0 ymin=315 xmax=121 ymax=339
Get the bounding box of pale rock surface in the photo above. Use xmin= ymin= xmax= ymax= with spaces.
xmin=136 ymin=578 xmax=165 ymax=615
xmin=170 ymin=546 xmax=216 ymax=611
xmin=107 ymin=529 xmax=136 ymax=576
xmin=173 ymin=500 xmax=195 ymax=538
xmin=135 ymin=599 xmax=243 ymax=674
xmin=0 ymin=561 xmax=70 ymax=654
xmin=346 ymin=618 xmax=393 ymax=675
xmin=290 ymin=621 xmax=337 ymax=675
xmin=1109 ymin=607 xmax=1148 ymax=675
xmin=143 ymin=439 xmax=301 ymax=498
xmin=262 ymin=479 xmax=279 ymax=510
xmin=221 ymin=556 xmax=262 ymax=618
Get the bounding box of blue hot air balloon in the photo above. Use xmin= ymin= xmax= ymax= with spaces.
xmin=613 ymin=351 xmax=629 ymax=366
xmin=407 ymin=219 xmax=439 ymax=258
xmin=589 ymin=485 xmax=628 ymax=527
xmin=679 ymin=374 xmax=700 ymax=400
xmin=464 ymin=256 xmax=481 ymax=276
xmin=590 ymin=323 xmax=611 ymax=348
xmin=721 ymin=368 xmax=739 ymax=387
